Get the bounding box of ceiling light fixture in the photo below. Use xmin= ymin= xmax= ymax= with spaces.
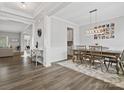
xmin=87 ymin=9 xmax=98 ymax=35
xmin=18 ymin=2 xmax=28 ymax=9
xmin=21 ymin=2 xmax=26 ymax=8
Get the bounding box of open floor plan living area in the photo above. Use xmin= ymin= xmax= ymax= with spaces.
xmin=0 ymin=1 xmax=124 ymax=90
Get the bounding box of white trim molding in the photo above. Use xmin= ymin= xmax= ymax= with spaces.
xmin=50 ymin=16 xmax=79 ymax=26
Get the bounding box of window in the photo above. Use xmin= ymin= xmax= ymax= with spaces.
xmin=0 ymin=36 xmax=8 ymax=48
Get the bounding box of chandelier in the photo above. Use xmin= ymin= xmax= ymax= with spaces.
xmin=87 ymin=9 xmax=104 ymax=35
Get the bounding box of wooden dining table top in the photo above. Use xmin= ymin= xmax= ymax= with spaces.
xmin=73 ymin=48 xmax=121 ymax=57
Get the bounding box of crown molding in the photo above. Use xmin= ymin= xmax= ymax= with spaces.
xmin=47 ymin=2 xmax=71 ymax=16
xmin=51 ymin=16 xmax=78 ymax=26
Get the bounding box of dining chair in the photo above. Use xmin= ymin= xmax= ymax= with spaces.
xmin=73 ymin=45 xmax=87 ymax=64
xmin=79 ymin=45 xmax=91 ymax=66
xmin=105 ymin=56 xmax=117 ymax=72
xmin=78 ymin=45 xmax=86 ymax=63
xmin=89 ymin=46 xmax=106 ymax=71
xmin=104 ymin=51 xmax=121 ymax=73
xmin=72 ymin=49 xmax=81 ymax=64
xmin=117 ymin=50 xmax=124 ymax=74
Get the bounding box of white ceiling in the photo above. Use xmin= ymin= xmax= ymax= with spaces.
xmin=54 ymin=2 xmax=124 ymax=26
xmin=0 ymin=2 xmax=46 ymax=18
xmin=0 ymin=2 xmax=66 ymax=33
xmin=1 ymin=2 xmax=124 ymax=33
xmin=0 ymin=2 xmax=41 ymax=33
xmin=0 ymin=19 xmax=28 ymax=33
xmin=0 ymin=2 xmax=66 ymax=19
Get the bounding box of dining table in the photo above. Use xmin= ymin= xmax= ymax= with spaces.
xmin=73 ymin=48 xmax=122 ymax=74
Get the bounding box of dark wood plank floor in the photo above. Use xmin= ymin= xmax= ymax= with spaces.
xmin=0 ymin=56 xmax=123 ymax=90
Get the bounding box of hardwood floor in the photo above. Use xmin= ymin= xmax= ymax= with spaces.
xmin=0 ymin=56 xmax=123 ymax=90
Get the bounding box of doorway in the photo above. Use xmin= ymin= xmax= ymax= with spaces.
xmin=23 ymin=34 xmax=31 ymax=57
xmin=67 ymin=27 xmax=74 ymax=59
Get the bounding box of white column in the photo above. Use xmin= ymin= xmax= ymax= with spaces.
xmin=20 ymin=33 xmax=24 ymax=52
xmin=31 ymin=23 xmax=35 ymax=49
xmin=43 ymin=16 xmax=51 ymax=67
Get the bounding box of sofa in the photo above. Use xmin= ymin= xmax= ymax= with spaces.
xmin=0 ymin=48 xmax=24 ymax=57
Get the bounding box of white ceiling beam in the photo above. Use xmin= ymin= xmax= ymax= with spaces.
xmin=50 ymin=16 xmax=78 ymax=26
xmin=0 ymin=11 xmax=34 ymax=25
xmin=1 ymin=7 xmax=33 ymax=19
xmin=33 ymin=3 xmax=50 ymax=18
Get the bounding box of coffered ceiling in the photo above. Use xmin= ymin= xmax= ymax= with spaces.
xmin=0 ymin=2 xmax=42 ymax=18
xmin=0 ymin=2 xmax=69 ymax=33
xmin=0 ymin=2 xmax=66 ymax=19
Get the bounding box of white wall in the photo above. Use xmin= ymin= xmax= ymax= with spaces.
xmin=32 ymin=15 xmax=79 ymax=67
xmin=79 ymin=16 xmax=124 ymax=51
xmin=34 ymin=17 xmax=44 ymax=50
xmin=45 ymin=16 xmax=79 ymax=66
